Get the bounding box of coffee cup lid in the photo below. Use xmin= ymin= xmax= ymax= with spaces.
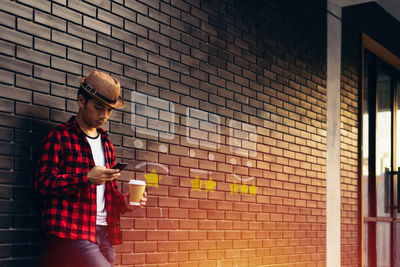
xmin=129 ymin=179 xmax=146 ymax=185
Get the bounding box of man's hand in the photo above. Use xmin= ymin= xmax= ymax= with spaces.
xmin=124 ymin=191 xmax=147 ymax=211
xmin=87 ymin=166 xmax=120 ymax=185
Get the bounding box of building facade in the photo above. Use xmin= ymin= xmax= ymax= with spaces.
xmin=0 ymin=0 xmax=399 ymax=266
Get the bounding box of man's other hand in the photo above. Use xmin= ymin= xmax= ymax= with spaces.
xmin=124 ymin=191 xmax=147 ymax=211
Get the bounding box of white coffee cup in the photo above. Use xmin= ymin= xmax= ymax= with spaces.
xmin=129 ymin=180 xmax=146 ymax=206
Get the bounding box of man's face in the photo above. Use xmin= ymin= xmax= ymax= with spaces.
xmin=78 ymin=96 xmax=113 ymax=129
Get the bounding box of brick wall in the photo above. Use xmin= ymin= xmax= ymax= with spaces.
xmin=340 ymin=26 xmax=361 ymax=267
xmin=0 ymin=0 xmax=331 ymax=266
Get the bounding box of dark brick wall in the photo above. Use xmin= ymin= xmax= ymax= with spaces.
xmin=0 ymin=0 xmax=335 ymax=266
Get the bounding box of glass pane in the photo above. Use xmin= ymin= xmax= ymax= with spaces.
xmin=363 ymin=54 xmax=370 ymax=217
xmin=363 ymin=222 xmax=369 ymax=267
xmin=376 ymin=69 xmax=392 ymax=217
xmin=377 ymin=222 xmax=391 ymax=267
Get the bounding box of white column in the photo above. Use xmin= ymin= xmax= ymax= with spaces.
xmin=326 ymin=1 xmax=342 ymax=266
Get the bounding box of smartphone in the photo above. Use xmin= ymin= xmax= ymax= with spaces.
xmin=112 ymin=163 xmax=128 ymax=171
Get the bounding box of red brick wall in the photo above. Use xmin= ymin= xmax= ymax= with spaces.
xmin=340 ymin=39 xmax=361 ymax=266
xmin=0 ymin=0 xmax=330 ymax=266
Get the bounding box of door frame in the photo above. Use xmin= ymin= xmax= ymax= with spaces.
xmin=361 ymin=33 xmax=400 ymax=267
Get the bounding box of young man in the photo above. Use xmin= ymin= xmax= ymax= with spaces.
xmin=35 ymin=70 xmax=147 ymax=267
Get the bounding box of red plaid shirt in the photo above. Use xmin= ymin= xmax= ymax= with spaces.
xmin=35 ymin=116 xmax=125 ymax=245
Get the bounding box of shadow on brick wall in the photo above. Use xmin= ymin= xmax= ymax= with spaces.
xmin=1 ymin=116 xmax=58 ymax=267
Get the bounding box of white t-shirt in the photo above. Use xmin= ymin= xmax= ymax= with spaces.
xmin=86 ymin=134 xmax=108 ymax=226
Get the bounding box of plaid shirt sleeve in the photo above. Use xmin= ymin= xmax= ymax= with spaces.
xmin=104 ymin=139 xmax=126 ymax=244
xmin=35 ymin=118 xmax=97 ymax=242
xmin=35 ymin=127 xmax=91 ymax=196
